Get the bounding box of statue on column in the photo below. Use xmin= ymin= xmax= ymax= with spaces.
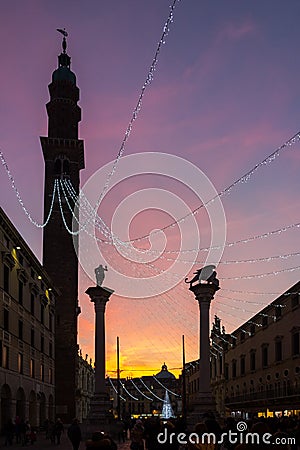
xmin=185 ymin=265 xmax=219 ymax=289
xmin=94 ymin=264 xmax=108 ymax=287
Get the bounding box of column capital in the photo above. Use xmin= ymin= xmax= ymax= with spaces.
xmin=189 ymin=282 xmax=219 ymax=304
xmin=85 ymin=286 xmax=114 ymax=312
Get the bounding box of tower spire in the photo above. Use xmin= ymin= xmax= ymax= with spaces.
xmin=56 ymin=28 xmax=70 ymax=68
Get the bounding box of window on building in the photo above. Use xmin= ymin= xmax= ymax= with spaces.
xmin=240 ymin=331 xmax=245 ymax=342
xmin=18 ymin=320 xmax=23 ymax=340
xmin=275 ymin=306 xmax=282 ymax=320
xmin=49 ymin=342 xmax=53 ymax=358
xmin=291 ymin=294 xmax=299 ymax=309
xmin=18 ymin=353 xmax=23 ymax=374
xmin=49 ymin=313 xmax=53 ymax=332
xmin=49 ymin=368 xmax=53 ymax=384
xmin=219 ymin=355 xmax=223 ymax=376
xmin=250 ymin=324 xmax=255 ymax=336
xmin=41 ymin=336 xmax=44 ymax=353
xmin=4 ymin=309 xmax=9 ymax=331
xmin=225 ymin=364 xmax=229 ymax=380
xmin=213 ymin=358 xmax=217 ymax=377
xmin=262 ymin=345 xmax=268 ymax=368
xmin=30 ymin=294 xmax=35 ymax=315
xmin=3 ymin=265 xmax=9 ymax=293
xmin=31 ymin=329 xmax=35 ymax=347
xmin=3 ymin=235 xmax=9 ymax=248
xmin=240 ymin=355 xmax=245 ymax=376
xmin=40 ymin=304 xmax=44 ymax=325
xmin=63 ymin=159 xmax=70 ymax=176
xmin=275 ymin=339 xmax=283 ymax=362
xmin=232 ymin=360 xmax=237 ymax=378
xmin=18 ymin=281 xmax=23 ymax=305
xmin=18 ymin=254 xmax=24 ymax=266
xmin=262 ymin=316 xmax=268 ymax=327
xmin=250 ymin=351 xmax=256 ymax=371
xmin=292 ymin=331 xmax=300 ymax=356
xmin=40 ymin=364 xmax=44 ymax=381
xmin=3 ymin=346 xmax=9 ymax=369
xmin=30 ymin=359 xmax=35 ymax=378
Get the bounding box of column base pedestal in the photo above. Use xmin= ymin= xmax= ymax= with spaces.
xmin=187 ymin=392 xmax=216 ymax=430
xmin=88 ymin=393 xmax=112 ymax=422
xmin=83 ymin=393 xmax=113 ymax=438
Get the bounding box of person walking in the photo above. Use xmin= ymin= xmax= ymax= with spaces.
xmin=130 ymin=420 xmax=144 ymax=450
xmin=54 ymin=418 xmax=64 ymax=445
xmin=67 ymin=418 xmax=82 ymax=450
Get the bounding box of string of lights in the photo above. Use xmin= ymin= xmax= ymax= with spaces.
xmin=62 ymin=179 xmax=113 ymax=241
xmin=67 ymin=174 xmax=300 ymax=254
xmin=107 ymin=377 xmax=126 ymax=401
xmin=128 ymin=130 xmax=300 ymax=243
xmin=213 ymin=304 xmax=272 ymax=325
xmin=141 ymin=221 xmax=300 ymax=255
xmin=130 ymin=379 xmax=153 ymax=401
xmin=120 ymin=380 xmax=139 ymax=401
xmin=139 ymin=378 xmax=165 ymax=402
xmin=211 ymin=345 xmax=223 ymax=354
xmin=216 ymin=294 xmax=282 ymax=312
xmin=159 ymin=250 xmax=300 ymax=264
xmin=222 ymin=288 xmax=299 ymax=296
xmin=82 ymin=0 xmax=182 ymax=221
xmin=64 ymin=179 xmax=115 ymax=241
xmin=0 ymin=149 xmax=57 ymax=227
xmin=56 ymin=180 xmax=80 ymax=236
xmin=220 ymin=264 xmax=300 ymax=280
xmin=152 ymin=375 xmax=181 ymax=397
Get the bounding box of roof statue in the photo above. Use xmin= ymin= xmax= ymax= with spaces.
xmin=95 ymin=264 xmax=108 ymax=287
xmin=56 ymin=28 xmax=68 ymax=53
xmin=185 ymin=264 xmax=220 ymax=290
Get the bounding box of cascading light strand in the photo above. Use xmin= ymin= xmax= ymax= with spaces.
xmin=0 ymin=149 xmax=57 ymax=228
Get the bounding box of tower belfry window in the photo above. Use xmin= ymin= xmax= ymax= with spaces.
xmin=54 ymin=156 xmax=70 ymax=179
xmin=63 ymin=159 xmax=70 ymax=176
xmin=54 ymin=159 xmax=62 ymax=176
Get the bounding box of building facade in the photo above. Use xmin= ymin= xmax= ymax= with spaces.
xmin=109 ymin=363 xmax=182 ymax=419
xmin=214 ymin=282 xmax=300 ymax=418
xmin=75 ymin=351 xmax=95 ymax=423
xmin=185 ymin=282 xmax=300 ymax=418
xmin=0 ymin=207 xmax=57 ymax=429
xmin=41 ymin=34 xmax=85 ymax=422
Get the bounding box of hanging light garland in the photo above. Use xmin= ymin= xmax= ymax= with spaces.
xmin=0 ymin=148 xmax=57 ymax=227
xmin=220 ymin=264 xmax=300 ymax=280
xmin=130 ymin=379 xmax=153 ymax=401
xmin=152 ymin=375 xmax=181 ymax=397
xmin=151 ymin=249 xmax=300 ymax=265
xmin=128 ymin=131 xmax=300 ymax=243
xmin=119 ymin=380 xmax=139 ymax=401
xmin=81 ymin=0 xmax=182 ymax=226
xmin=139 ymin=378 xmax=165 ymax=401
xmin=107 ymin=377 xmax=126 ymax=401
xmin=217 ymin=294 xmax=286 ymax=307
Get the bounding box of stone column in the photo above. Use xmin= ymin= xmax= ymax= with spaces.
xmin=85 ymin=286 xmax=114 ymax=424
xmin=188 ymin=281 xmax=219 ymax=426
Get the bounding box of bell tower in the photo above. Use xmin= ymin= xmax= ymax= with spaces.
xmin=40 ymin=30 xmax=84 ymax=422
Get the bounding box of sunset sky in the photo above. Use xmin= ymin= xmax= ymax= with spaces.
xmin=1 ymin=0 xmax=300 ymax=377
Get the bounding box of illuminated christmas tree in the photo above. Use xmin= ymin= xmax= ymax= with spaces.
xmin=161 ymin=390 xmax=175 ymax=419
